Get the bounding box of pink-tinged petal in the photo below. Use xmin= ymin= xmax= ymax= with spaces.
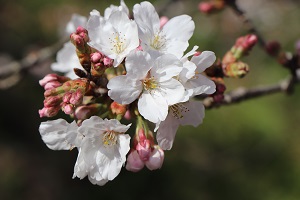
xmin=162 ymin=15 xmax=195 ymax=42
xmin=39 ymin=119 xmax=78 ymax=150
xmin=159 ymin=79 xmax=185 ymax=105
xmin=125 ymin=51 xmax=152 ymax=78
xmin=156 ymin=113 xmax=180 ymax=150
xmin=178 ymin=101 xmax=205 ymax=127
xmin=151 ymin=54 xmax=182 ymax=82
xmin=185 ymin=73 xmax=216 ymax=96
xmin=145 ymin=146 xmax=164 ymax=170
xmin=107 ymin=75 xmax=142 ymax=105
xmin=138 ymin=90 xmax=168 ymax=123
xmin=191 ymin=51 xmax=216 ymax=72
xmin=126 ymin=150 xmax=145 ymax=172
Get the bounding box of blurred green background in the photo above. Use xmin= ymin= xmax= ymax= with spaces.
xmin=1 ymin=0 xmax=300 ymax=199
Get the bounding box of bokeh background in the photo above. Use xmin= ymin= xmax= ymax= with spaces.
xmin=1 ymin=0 xmax=300 ymax=199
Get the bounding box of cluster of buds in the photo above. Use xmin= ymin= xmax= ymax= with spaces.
xmin=126 ymin=127 xmax=164 ymax=172
xmin=39 ymin=78 xmax=90 ymax=117
xmin=203 ymin=34 xmax=257 ymax=105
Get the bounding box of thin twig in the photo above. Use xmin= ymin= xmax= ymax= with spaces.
xmin=203 ymin=75 xmax=298 ymax=109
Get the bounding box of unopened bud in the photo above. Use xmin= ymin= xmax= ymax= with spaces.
xmin=39 ymin=74 xmax=70 ymax=88
xmin=126 ymin=150 xmax=145 ymax=172
xmin=145 ymin=145 xmax=164 ymax=170
xmin=74 ymin=104 xmax=101 ymax=120
xmin=231 ymin=34 xmax=258 ymax=59
xmin=223 ymin=61 xmax=249 ymax=78
xmin=198 ymin=1 xmax=225 ymax=14
xmin=110 ymin=101 xmax=127 ymax=115
xmin=38 ymin=106 xmax=60 ymax=118
xmin=265 ymin=41 xmax=281 ymax=57
xmin=62 ymin=103 xmax=74 ymax=115
xmin=44 ymin=96 xmax=62 ymax=107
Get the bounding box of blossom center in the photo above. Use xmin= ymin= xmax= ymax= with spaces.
xmin=170 ymin=103 xmax=189 ymax=119
xmin=143 ymin=77 xmax=158 ymax=91
xmin=109 ymin=32 xmax=126 ymax=54
xmin=150 ymin=32 xmax=166 ymax=50
xmin=102 ymin=131 xmax=118 ymax=146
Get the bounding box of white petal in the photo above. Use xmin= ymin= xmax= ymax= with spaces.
xmin=125 ymin=51 xmax=152 ymax=79
xmin=156 ymin=113 xmax=179 ymax=150
xmin=138 ymin=90 xmax=168 ymax=123
xmin=107 ymin=75 xmax=142 ymax=105
xmin=178 ymin=101 xmax=205 ymax=127
xmin=39 ymin=119 xmax=78 ymax=150
xmin=162 ymin=15 xmax=195 ymax=42
xmin=185 ymin=74 xmax=216 ymax=96
xmin=73 ymin=148 xmax=89 ymax=179
xmin=51 ymin=42 xmax=83 ymax=79
xmin=87 ymin=10 xmax=102 ymax=45
xmin=151 ymin=54 xmax=182 ymax=82
xmin=179 ymin=60 xmax=196 ymax=83
xmin=159 ymin=79 xmax=185 ymax=105
xmin=164 ymin=40 xmax=189 ymax=59
xmin=191 ymin=51 xmax=216 ymax=72
xmin=88 ymin=166 xmax=108 ymax=186
xmin=133 ymin=1 xmax=160 ymax=38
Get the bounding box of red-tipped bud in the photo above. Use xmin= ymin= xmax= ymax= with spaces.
xmin=43 ymin=96 xmax=62 ymax=107
xmin=90 ymin=52 xmax=113 ymax=77
xmin=231 ymin=34 xmax=258 ymax=59
xmin=62 ymin=103 xmax=74 ymax=115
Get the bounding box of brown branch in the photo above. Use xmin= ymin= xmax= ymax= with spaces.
xmin=0 ymin=38 xmax=66 ymax=89
xmin=203 ymin=75 xmax=298 ymax=109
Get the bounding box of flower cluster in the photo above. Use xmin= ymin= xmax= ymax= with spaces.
xmin=39 ymin=0 xmax=216 ymax=186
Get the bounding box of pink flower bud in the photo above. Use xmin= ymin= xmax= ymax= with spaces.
xmin=145 ymin=146 xmax=164 ymax=170
xmin=38 ymin=106 xmax=60 ymax=118
xmin=69 ymin=90 xmax=83 ymax=105
xmin=103 ymin=57 xmax=113 ymax=66
xmin=198 ymin=2 xmax=214 ymax=14
xmin=124 ymin=110 xmax=131 ymax=120
xmin=126 ymin=150 xmax=145 ymax=172
xmin=39 ymin=74 xmax=69 ymax=87
xmin=74 ymin=104 xmax=101 ymax=120
xmin=44 ymin=96 xmax=62 ymax=107
xmin=90 ymin=52 xmax=103 ymax=63
xmin=136 ymin=139 xmax=151 ymax=161
xmin=63 ymin=92 xmax=72 ymax=103
xmin=76 ymin=26 xmax=89 ymax=43
xmin=62 ymin=103 xmax=74 ymax=115
xmin=44 ymin=81 xmax=62 ymax=90
xmin=159 ymin=16 xmax=169 ymax=28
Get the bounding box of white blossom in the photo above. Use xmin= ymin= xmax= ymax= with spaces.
xmin=133 ymin=1 xmax=195 ymax=59
xmin=87 ymin=10 xmax=139 ymax=67
xmin=73 ymin=116 xmax=131 ymax=186
xmin=107 ymin=51 xmax=185 ymax=123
